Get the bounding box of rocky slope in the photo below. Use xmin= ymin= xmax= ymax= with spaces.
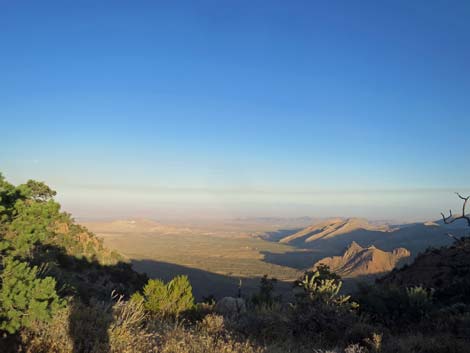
xmin=313 ymin=241 xmax=410 ymax=278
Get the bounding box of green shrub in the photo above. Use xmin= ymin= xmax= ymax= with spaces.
xmin=132 ymin=276 xmax=194 ymax=318
xmin=0 ymin=257 xmax=64 ymax=334
xmin=295 ymin=268 xmax=357 ymax=309
xmin=357 ymin=284 xmax=433 ymax=328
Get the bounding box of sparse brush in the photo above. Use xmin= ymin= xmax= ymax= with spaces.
xmin=364 ymin=333 xmax=382 ymax=352
xmin=19 ymin=306 xmax=74 ymax=353
xmin=19 ymin=297 xmax=157 ymax=353
xmin=108 ymin=295 xmax=157 ymax=353
xmin=198 ymin=313 xmax=225 ymax=335
xmin=344 ymin=344 xmax=368 ymax=353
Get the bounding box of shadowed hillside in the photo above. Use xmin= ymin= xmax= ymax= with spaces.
xmin=132 ymin=259 xmax=294 ymax=300
xmin=379 ymin=237 xmax=470 ymax=304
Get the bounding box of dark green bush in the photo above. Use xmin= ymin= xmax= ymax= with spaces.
xmin=132 ymin=276 xmax=194 ymax=318
xmin=356 ymin=284 xmax=433 ymax=328
xmin=0 ymin=257 xmax=64 ymax=334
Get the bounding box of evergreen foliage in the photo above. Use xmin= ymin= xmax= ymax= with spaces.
xmin=0 ymin=257 xmax=64 ymax=334
xmin=0 ymin=174 xmax=65 ymax=334
xmin=0 ymin=173 xmax=137 ymax=334
xmin=132 ymin=276 xmax=194 ymax=318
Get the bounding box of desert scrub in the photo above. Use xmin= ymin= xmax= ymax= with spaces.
xmin=107 ymin=295 xmax=157 ymax=353
xmin=153 ymin=323 xmax=264 ymax=353
xmin=381 ymin=333 xmax=469 ymax=353
xmin=232 ymin=303 xmax=291 ymax=342
xmin=19 ymin=298 xmax=157 ymax=353
xmin=198 ymin=313 xmax=226 ymax=335
xmin=19 ymin=306 xmax=74 ymax=353
xmin=295 ymin=269 xmax=357 ymax=309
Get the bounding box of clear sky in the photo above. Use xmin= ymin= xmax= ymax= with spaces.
xmin=1 ymin=1 xmax=469 ymax=221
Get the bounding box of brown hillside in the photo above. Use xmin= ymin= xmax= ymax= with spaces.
xmin=313 ymin=241 xmax=410 ymax=278
xmin=280 ymin=218 xmax=391 ymax=245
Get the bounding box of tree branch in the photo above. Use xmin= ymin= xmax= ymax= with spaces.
xmin=441 ymin=193 xmax=470 ymax=227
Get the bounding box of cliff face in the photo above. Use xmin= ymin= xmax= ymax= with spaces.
xmin=313 ymin=241 xmax=410 ymax=278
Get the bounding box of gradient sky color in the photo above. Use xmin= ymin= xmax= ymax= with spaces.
xmin=1 ymin=1 xmax=469 ymax=221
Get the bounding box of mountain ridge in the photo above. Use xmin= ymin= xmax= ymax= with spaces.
xmin=278 ymin=217 xmax=468 ymax=258
xmin=313 ymin=241 xmax=410 ymax=278
xmin=280 ymin=218 xmax=392 ymax=245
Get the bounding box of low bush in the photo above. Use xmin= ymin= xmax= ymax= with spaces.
xmin=356 ymin=284 xmax=433 ymax=328
xmin=131 ymin=275 xmax=194 ymax=318
xmin=19 ymin=297 xmax=157 ymax=353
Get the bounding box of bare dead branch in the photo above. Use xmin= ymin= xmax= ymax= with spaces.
xmin=446 ymin=232 xmax=460 ymax=242
xmin=441 ymin=193 xmax=470 ymax=227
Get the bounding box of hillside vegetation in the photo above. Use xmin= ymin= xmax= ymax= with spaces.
xmin=1 ymin=173 xmax=469 ymax=353
xmin=379 ymin=237 xmax=470 ymax=305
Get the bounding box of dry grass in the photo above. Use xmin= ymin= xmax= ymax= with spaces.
xmin=19 ymin=298 xmax=157 ymax=353
xmin=17 ymin=298 xmax=365 ymax=353
xmin=19 ymin=305 xmax=470 ymax=353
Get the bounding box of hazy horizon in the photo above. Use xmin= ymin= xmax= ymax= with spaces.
xmin=2 ymin=1 xmax=469 ymax=221
xmin=3 ymin=173 xmax=466 ymax=223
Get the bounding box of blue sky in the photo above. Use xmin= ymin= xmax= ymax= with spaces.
xmin=1 ymin=1 xmax=469 ymax=220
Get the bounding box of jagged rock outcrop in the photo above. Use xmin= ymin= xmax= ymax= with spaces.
xmin=313 ymin=241 xmax=410 ymax=278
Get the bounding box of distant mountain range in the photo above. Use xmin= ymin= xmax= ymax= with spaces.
xmin=313 ymin=241 xmax=410 ymax=278
xmin=280 ymin=218 xmax=391 ymax=245
xmin=278 ymin=217 xmax=468 ymax=257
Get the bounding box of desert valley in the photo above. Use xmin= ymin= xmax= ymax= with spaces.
xmin=2 ymin=2 xmax=470 ymax=352
xmin=82 ymin=216 xmax=467 ymax=299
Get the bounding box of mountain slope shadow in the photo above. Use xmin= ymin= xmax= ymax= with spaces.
xmin=260 ymin=249 xmax=325 ymax=270
xmin=131 ymin=259 xmax=294 ymax=300
xmin=259 ymin=228 xmax=304 ymax=242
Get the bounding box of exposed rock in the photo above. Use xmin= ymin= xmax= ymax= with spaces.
xmin=313 ymin=241 xmax=410 ymax=278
